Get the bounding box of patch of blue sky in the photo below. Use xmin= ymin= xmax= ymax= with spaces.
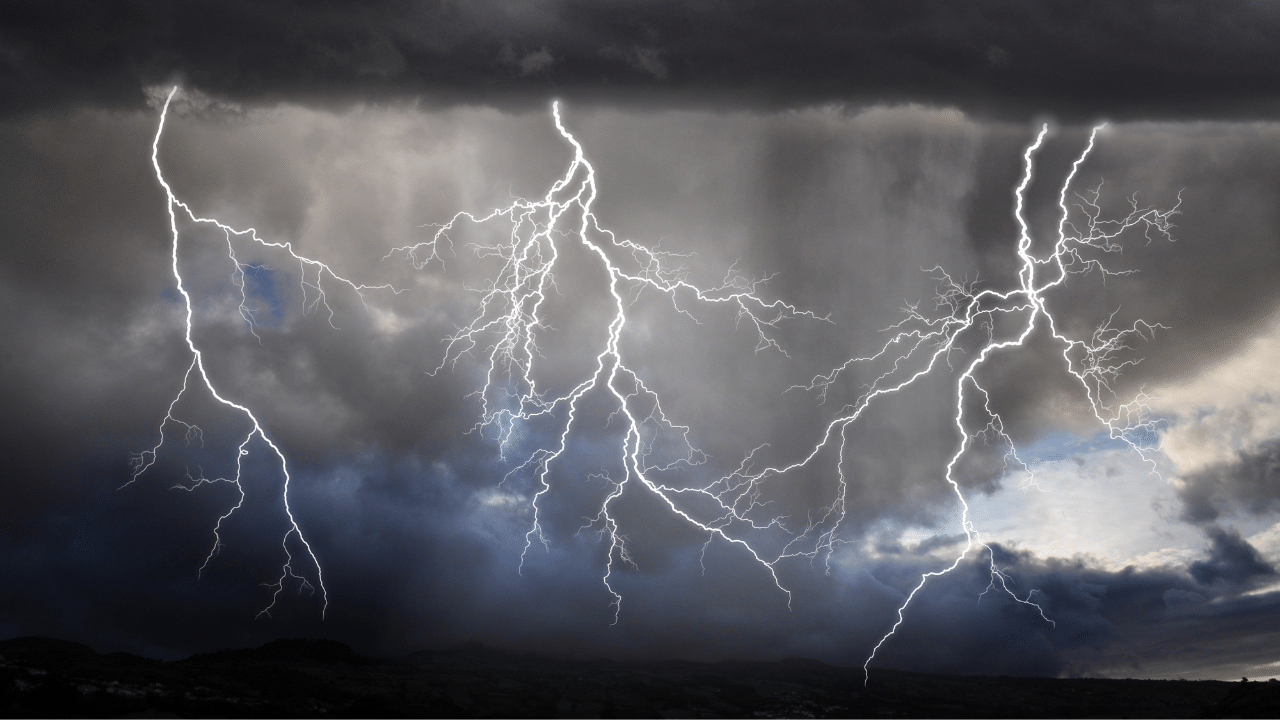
xmin=966 ymin=434 xmax=1206 ymax=571
xmin=1017 ymin=429 xmax=1133 ymax=466
xmin=239 ymin=264 xmax=288 ymax=327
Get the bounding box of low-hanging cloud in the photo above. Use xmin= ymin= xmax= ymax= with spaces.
xmin=5 ymin=1 xmax=1280 ymax=121
xmin=3 ymin=8 xmax=1280 ymax=681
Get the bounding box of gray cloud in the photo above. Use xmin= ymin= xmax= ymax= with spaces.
xmin=1178 ymin=442 xmax=1280 ymax=524
xmin=1188 ymin=524 xmax=1276 ymax=588
xmin=5 ymin=1 xmax=1280 ymax=120
xmin=3 ymin=10 xmax=1280 ymax=681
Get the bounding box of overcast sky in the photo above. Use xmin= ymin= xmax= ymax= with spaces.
xmin=4 ymin=0 xmax=1280 ymax=682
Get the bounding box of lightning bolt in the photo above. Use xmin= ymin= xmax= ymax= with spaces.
xmin=385 ymin=101 xmax=828 ymax=619
xmin=388 ymin=108 xmax=1175 ymax=658
xmin=135 ymin=89 xmax=825 ymax=622
xmin=135 ymin=88 xmax=1178 ymax=677
xmin=131 ymin=87 xmax=400 ymax=618
xmin=773 ymin=122 xmax=1178 ymax=684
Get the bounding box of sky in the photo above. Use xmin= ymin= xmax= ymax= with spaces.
xmin=4 ymin=0 xmax=1280 ymax=682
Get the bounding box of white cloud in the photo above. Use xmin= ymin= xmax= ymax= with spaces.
xmin=1153 ymin=313 xmax=1280 ymax=477
xmin=966 ymin=442 xmax=1203 ymax=571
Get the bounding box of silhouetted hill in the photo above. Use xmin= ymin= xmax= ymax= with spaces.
xmin=3 ymin=635 xmax=1279 ymax=717
xmin=1 ymin=636 xmax=101 ymax=661
xmin=181 ymin=637 xmax=370 ymax=669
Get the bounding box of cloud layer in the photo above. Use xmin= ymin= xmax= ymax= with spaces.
xmin=5 ymin=1 xmax=1280 ymax=121
xmin=3 ymin=3 xmax=1280 ymax=681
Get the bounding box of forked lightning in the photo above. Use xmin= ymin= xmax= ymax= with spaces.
xmin=135 ymin=89 xmax=1178 ymax=676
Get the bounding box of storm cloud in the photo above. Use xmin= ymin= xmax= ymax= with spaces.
xmin=3 ymin=0 xmax=1280 ymax=683
xmin=4 ymin=0 xmax=1280 ymax=121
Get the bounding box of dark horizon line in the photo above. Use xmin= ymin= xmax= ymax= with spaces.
xmin=0 ymin=634 xmax=1253 ymax=683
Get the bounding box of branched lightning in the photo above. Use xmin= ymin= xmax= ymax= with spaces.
xmin=756 ymin=123 xmax=1179 ymax=683
xmin=388 ymin=110 xmax=1174 ymax=653
xmin=385 ymin=101 xmax=829 ymax=620
xmin=135 ymin=89 xmax=1179 ymax=676
xmin=132 ymin=87 xmax=400 ymax=618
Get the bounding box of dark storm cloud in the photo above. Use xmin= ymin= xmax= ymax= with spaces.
xmin=863 ymin=542 xmax=1280 ymax=680
xmin=4 ymin=6 xmax=1280 ymax=679
xmin=1178 ymin=440 xmax=1280 ymax=524
xmin=1188 ymin=524 xmax=1276 ymax=588
xmin=4 ymin=0 xmax=1280 ymax=120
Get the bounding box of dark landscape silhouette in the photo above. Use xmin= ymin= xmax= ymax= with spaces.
xmin=3 ymin=635 xmax=1280 ymax=718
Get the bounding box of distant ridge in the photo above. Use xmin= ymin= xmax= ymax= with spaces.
xmin=3 ymin=635 xmax=1279 ymax=717
xmin=1 ymin=636 xmax=102 ymax=660
xmin=180 ymin=637 xmax=369 ymax=668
